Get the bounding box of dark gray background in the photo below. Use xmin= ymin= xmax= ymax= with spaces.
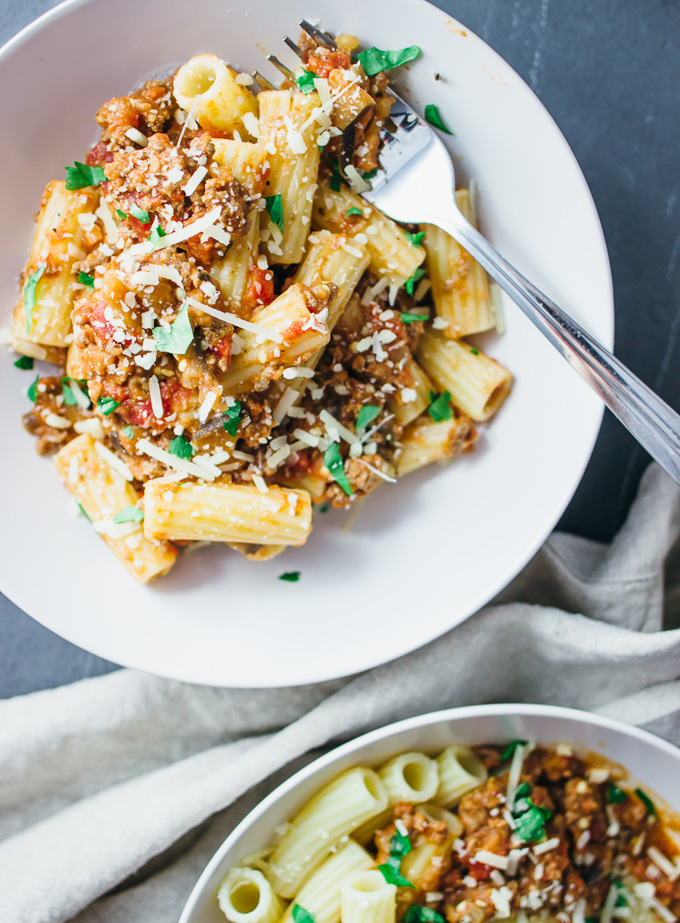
xmin=2 ymin=0 xmax=679 ymax=697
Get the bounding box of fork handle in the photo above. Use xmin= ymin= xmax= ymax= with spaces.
xmin=431 ymin=208 xmax=680 ymax=484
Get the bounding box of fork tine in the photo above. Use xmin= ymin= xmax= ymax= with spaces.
xmin=267 ymin=54 xmax=295 ymax=80
xmin=283 ymin=36 xmax=304 ymax=59
xmin=253 ymin=71 xmax=277 ymax=91
xmin=299 ymin=19 xmax=337 ymax=49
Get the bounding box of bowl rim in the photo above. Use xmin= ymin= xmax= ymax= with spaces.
xmin=0 ymin=0 xmax=614 ymax=687
xmin=179 ymin=703 xmax=678 ymax=921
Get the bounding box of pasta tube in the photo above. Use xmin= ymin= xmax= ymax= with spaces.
xmin=277 ymin=842 xmax=373 ymax=923
xmin=228 ymin=542 xmax=286 ymax=562
xmin=213 ymin=139 xmax=269 ymax=195
xmin=53 ymin=434 xmax=176 ymax=583
xmin=258 ymin=90 xmax=322 ymax=264
xmin=13 ymin=180 xmax=99 ymax=347
xmin=269 ymin=768 xmax=388 ymax=898
xmin=173 ymin=54 xmax=258 ymax=136
xmin=433 ymin=745 xmax=488 ymax=807
xmin=143 ymin=480 xmax=312 ymax=546
xmin=341 ymin=871 xmax=396 ymax=923
xmin=294 ymin=231 xmax=370 ymax=333
xmin=389 ymin=360 xmax=433 ymax=428
xmin=276 ymin=473 xmax=327 ymax=504
xmin=219 ymin=283 xmax=332 ymax=395
xmin=312 ymin=183 xmax=424 ymax=287
xmin=417 ymin=330 xmax=512 ymax=422
xmin=396 ymin=415 xmax=474 ymax=477
xmin=424 ymin=188 xmax=494 ymax=338
xmin=378 ymin=752 xmax=439 ymax=805
xmin=218 ymin=868 xmax=285 ymax=923
xmin=211 ymin=210 xmax=261 ymax=311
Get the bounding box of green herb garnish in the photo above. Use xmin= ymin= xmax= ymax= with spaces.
xmin=405 ymin=230 xmax=426 ymax=247
xmin=292 ymin=906 xmax=316 ymax=923
xmin=97 ymin=396 xmax=120 ymax=416
xmin=122 ymin=425 xmax=134 ymax=439
xmin=61 ymin=379 xmax=78 ymax=406
xmin=346 ymin=206 xmax=364 ymax=217
xmin=77 ymin=503 xmax=91 ymax=521
xmin=363 ymin=167 xmax=379 ymax=181
xmin=470 ymin=347 xmax=479 ymax=355
xmin=112 ymin=505 xmax=144 ymax=524
xmin=513 ymin=800 xmax=552 ymax=843
xmin=152 ymin=304 xmax=194 ymax=355
xmin=424 ymin=104 xmax=453 ymax=135
xmin=168 ymin=435 xmax=194 ymax=459
xmin=378 ymin=856 xmax=415 ymax=888
xmin=78 ymin=272 xmax=95 ymax=288
xmin=329 ymin=160 xmax=343 ymax=192
xmin=400 ymin=312 xmax=428 ymax=324
xmin=514 ymin=781 xmax=532 ymax=802
xmin=404 ymin=266 xmax=426 ymax=296
xmin=357 ymin=45 xmax=421 ymax=77
xmin=635 ymin=788 xmax=656 ymax=817
xmin=607 ymin=785 xmax=627 ymax=805
xmin=14 ymin=356 xmax=34 ymax=370
xmin=357 ymin=404 xmax=380 ymax=432
xmin=265 ymin=194 xmax=284 ymax=232
xmin=279 ymin=571 xmax=301 ymax=582
xmin=428 ymin=390 xmax=453 ymax=422
xmin=324 ymin=443 xmax=353 ymax=496
xmin=403 ymin=908 xmax=445 ymax=923
xmin=296 ymin=70 xmax=317 ymax=94
xmin=222 ymin=401 xmax=243 ymax=437
xmin=65 ymin=162 xmax=106 ymax=190
xmin=501 ymin=739 xmax=529 ymax=761
xmin=23 ymin=266 xmax=45 ymax=332
xmin=317 ymin=502 xmax=330 ymax=513
xmin=148 ymin=224 xmax=167 ymax=245
xmin=390 ymin=828 xmax=412 ymax=859
xmin=27 ymin=374 xmax=40 ymax=402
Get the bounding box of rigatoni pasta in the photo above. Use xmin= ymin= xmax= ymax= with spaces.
xmin=218 ymin=868 xmax=285 ymax=923
xmin=10 ymin=23 xmax=512 ymax=582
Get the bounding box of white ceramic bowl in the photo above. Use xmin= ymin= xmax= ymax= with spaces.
xmin=179 ymin=705 xmax=680 ymax=923
xmin=0 ymin=0 xmax=613 ymax=686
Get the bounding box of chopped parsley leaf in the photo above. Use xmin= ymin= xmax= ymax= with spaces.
xmin=404 ymin=266 xmax=426 ymax=296
xmin=78 ymin=271 xmax=95 ymax=288
xmin=97 ymin=396 xmax=120 ymax=416
xmin=514 ymin=781 xmax=532 ymax=802
xmin=112 ymin=505 xmax=144 ymax=524
xmin=513 ymin=800 xmax=552 ymax=843
xmin=148 ymin=224 xmax=167 ymax=245
xmin=152 ymin=304 xmax=194 ymax=355
xmin=324 ymin=443 xmax=353 ymax=496
xmin=424 ymin=104 xmax=453 ymax=135
xmin=403 ymin=907 xmax=445 ymax=923
xmin=428 ymin=389 xmax=453 ymax=422
xmin=23 ymin=266 xmax=45 ymax=332
xmin=292 ymin=906 xmax=316 ymax=923
xmin=115 ymin=209 xmax=127 ymax=220
xmin=585 ymin=917 xmax=596 ymax=923
xmin=607 ymin=785 xmax=627 ymax=805
xmin=116 ymin=205 xmax=151 ymax=223
xmin=405 ymin=230 xmax=426 ymax=247
xmin=635 ymin=788 xmax=656 ymax=817
xmin=357 ymin=45 xmax=421 ymax=77
xmin=27 ymin=374 xmax=39 ymax=402
xmin=77 ymin=503 xmax=91 ymax=521
xmin=470 ymin=347 xmax=479 ymax=356
xmin=329 ymin=160 xmax=343 ymax=192
xmin=61 ymin=380 xmax=78 ymax=406
xmin=390 ymin=829 xmax=412 ymax=859
xmin=501 ymin=739 xmax=529 ymax=761
xmin=65 ymin=162 xmax=106 ymax=190
xmin=317 ymin=502 xmax=330 ymax=514
xmin=346 ymin=206 xmax=364 ymax=217
xmin=222 ymin=401 xmax=243 ymax=437
xmin=122 ymin=425 xmax=134 ymax=439
xmin=168 ymin=435 xmax=194 ymax=459
xmin=265 ymin=194 xmax=284 ymax=232
xmin=356 ymin=404 xmax=380 ymax=432
xmin=279 ymin=571 xmax=301 ymax=582
xmin=14 ymin=356 xmax=33 ymax=370
xmin=296 ymin=70 xmax=317 ymax=94
xmin=378 ymin=856 xmax=415 ymax=888
xmin=401 ymin=311 xmax=428 ymax=324
xmin=363 ymin=167 xmax=379 ymax=181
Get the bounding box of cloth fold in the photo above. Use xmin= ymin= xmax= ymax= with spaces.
xmin=2 ymin=462 xmax=680 ymax=923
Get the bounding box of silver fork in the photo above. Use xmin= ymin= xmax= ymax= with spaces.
xmin=277 ymin=23 xmax=680 ymax=484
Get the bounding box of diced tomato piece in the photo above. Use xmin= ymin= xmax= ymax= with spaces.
xmin=244 ymin=266 xmax=275 ymax=310
xmin=466 ymin=861 xmax=493 ymax=882
xmin=286 ymin=447 xmax=316 ymax=477
xmin=86 ymin=141 xmax=113 ymax=167
xmin=119 ymin=380 xmax=192 ymax=429
xmin=128 ymin=215 xmax=152 ymax=239
xmin=306 ymin=51 xmax=352 ymax=78
xmin=78 ymin=298 xmax=138 ymax=349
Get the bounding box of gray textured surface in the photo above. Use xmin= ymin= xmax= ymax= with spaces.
xmin=1 ymin=0 xmax=679 ymax=697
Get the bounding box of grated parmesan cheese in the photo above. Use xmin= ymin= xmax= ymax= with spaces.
xmin=137 ymin=438 xmax=216 ymax=480
xmin=184 ymin=296 xmax=283 ymax=343
xmin=125 ymin=127 xmax=148 ymax=147
xmin=94 ymin=441 xmax=133 ymax=481
xmin=148 ymin=375 xmax=164 ymax=419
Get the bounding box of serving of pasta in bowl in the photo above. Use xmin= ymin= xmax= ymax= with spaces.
xmin=179 ymin=705 xmax=680 ymax=923
xmin=0 ymin=0 xmax=614 ymax=685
